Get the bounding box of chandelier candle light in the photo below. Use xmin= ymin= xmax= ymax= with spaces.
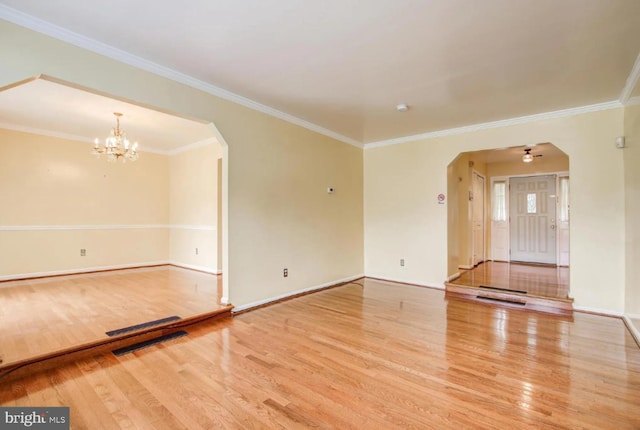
xmin=93 ymin=112 xmax=140 ymax=162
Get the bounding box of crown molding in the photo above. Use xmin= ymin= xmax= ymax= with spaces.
xmin=167 ymin=137 xmax=216 ymax=155
xmin=0 ymin=122 xmax=169 ymax=154
xmin=0 ymin=121 xmax=218 ymax=155
xmin=364 ymin=100 xmax=623 ymax=149
xmin=0 ymin=121 xmax=91 ymax=144
xmin=2 ymin=5 xmax=634 ymax=152
xmin=626 ymin=96 xmax=640 ymax=107
xmin=620 ymin=51 xmax=640 ymax=104
xmin=0 ymin=6 xmax=362 ymax=149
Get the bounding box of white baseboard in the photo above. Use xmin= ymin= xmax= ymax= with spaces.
xmin=447 ymin=272 xmax=461 ymax=282
xmin=573 ymin=305 xmax=623 ymax=317
xmin=365 ymin=274 xmax=445 ymax=290
xmin=623 ymin=315 xmax=640 ymax=346
xmin=232 ymin=274 xmax=364 ymax=313
xmin=0 ymin=261 xmax=170 ymax=282
xmin=168 ymin=261 xmax=220 ymax=275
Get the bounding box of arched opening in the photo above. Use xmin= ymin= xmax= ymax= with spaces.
xmin=446 ymin=143 xmax=571 ymax=307
xmin=0 ymin=75 xmax=230 ymax=367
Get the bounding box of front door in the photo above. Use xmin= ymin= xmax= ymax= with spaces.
xmin=509 ymin=175 xmax=557 ymax=264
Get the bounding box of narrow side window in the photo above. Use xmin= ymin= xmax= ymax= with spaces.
xmin=559 ymin=177 xmax=570 ymax=222
xmin=492 ymin=181 xmax=506 ymax=221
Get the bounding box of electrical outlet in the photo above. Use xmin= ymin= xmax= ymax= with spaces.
xmin=80 ymin=249 xmax=86 ymax=257
xmin=195 ymin=247 xmax=199 ymax=255
xmin=400 ymin=258 xmax=405 ymax=267
xmin=283 ymin=268 xmax=288 ymax=277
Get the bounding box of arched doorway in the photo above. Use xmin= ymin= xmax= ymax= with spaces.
xmin=0 ymin=75 xmax=231 ymax=367
xmin=446 ymin=143 xmax=572 ymax=310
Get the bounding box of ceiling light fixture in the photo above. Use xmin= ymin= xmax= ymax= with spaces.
xmin=396 ymin=103 xmax=409 ymax=112
xmin=522 ymin=148 xmax=542 ymax=163
xmin=92 ymin=112 xmax=139 ymax=162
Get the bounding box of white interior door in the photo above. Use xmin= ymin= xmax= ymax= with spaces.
xmin=509 ymin=175 xmax=557 ymax=264
xmin=472 ymin=171 xmax=485 ymax=266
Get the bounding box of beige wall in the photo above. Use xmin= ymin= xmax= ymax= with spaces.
xmin=453 ymin=154 xmax=470 ymax=272
xmin=624 ymin=104 xmax=640 ymax=315
xmin=169 ymin=143 xmax=222 ymax=272
xmin=0 ymin=129 xmax=225 ymax=278
xmin=226 ymin=118 xmax=364 ymax=306
xmin=3 ymin=20 xmax=634 ymax=315
xmin=0 ymin=128 xmax=170 ymax=277
xmin=446 ymin=161 xmax=459 ymax=276
xmin=365 ymin=109 xmax=626 ymax=312
xmin=365 ymin=139 xmax=448 ymax=286
xmin=0 ymin=229 xmax=168 ymax=276
xmin=446 ymin=152 xmax=488 ymax=273
xmin=0 ymin=21 xmax=364 ymax=307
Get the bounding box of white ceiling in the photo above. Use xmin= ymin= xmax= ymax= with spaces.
xmin=1 ymin=0 xmax=640 ymax=146
xmin=0 ymin=78 xmax=215 ymax=153
xmin=469 ymin=143 xmax=567 ymax=164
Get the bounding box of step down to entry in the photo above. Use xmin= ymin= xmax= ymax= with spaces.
xmin=112 ymin=330 xmax=188 ymax=356
xmin=479 ymin=285 xmax=527 ymax=295
xmin=445 ymin=282 xmax=574 ymax=315
xmin=476 ymin=296 xmax=525 ymax=306
xmin=106 ymin=315 xmax=182 ymax=337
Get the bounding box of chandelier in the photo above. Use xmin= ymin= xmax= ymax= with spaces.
xmin=92 ymin=112 xmax=139 ymax=162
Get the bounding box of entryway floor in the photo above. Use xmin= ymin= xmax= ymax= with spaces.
xmin=0 ymin=265 xmax=227 ymax=371
xmin=451 ymin=261 xmax=570 ymax=300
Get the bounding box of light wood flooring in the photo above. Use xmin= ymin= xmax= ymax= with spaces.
xmin=2 ymin=278 xmax=639 ymax=429
xmin=451 ymin=261 xmax=570 ymax=299
xmin=0 ymin=266 xmax=225 ymax=369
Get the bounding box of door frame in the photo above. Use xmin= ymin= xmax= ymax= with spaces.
xmin=490 ymin=170 xmax=569 ymax=265
xmin=471 ymin=170 xmax=486 ymax=267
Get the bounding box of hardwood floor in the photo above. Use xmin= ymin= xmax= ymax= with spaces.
xmin=2 ymin=278 xmax=639 ymax=429
xmin=0 ymin=266 xmax=225 ymax=369
xmin=451 ymin=261 xmax=570 ymax=299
